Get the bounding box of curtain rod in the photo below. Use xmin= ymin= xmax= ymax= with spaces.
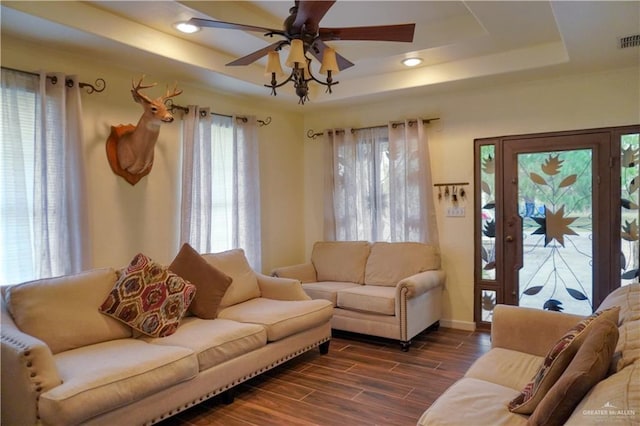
xmin=166 ymin=101 xmax=271 ymax=127
xmin=306 ymin=117 xmax=439 ymax=140
xmin=1 ymin=66 xmax=106 ymax=94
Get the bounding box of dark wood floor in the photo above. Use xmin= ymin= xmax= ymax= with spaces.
xmin=158 ymin=327 xmax=491 ymax=426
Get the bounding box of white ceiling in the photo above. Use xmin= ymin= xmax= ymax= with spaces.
xmin=1 ymin=1 xmax=639 ymax=109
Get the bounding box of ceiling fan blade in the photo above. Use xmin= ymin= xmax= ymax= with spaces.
xmin=227 ymin=42 xmax=284 ymax=66
xmin=293 ymin=0 xmax=336 ymax=32
xmin=319 ymin=24 xmax=416 ymax=42
xmin=310 ymin=39 xmax=355 ymax=71
xmin=189 ymin=17 xmax=282 ymax=35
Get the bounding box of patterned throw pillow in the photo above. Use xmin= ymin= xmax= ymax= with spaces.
xmin=508 ymin=307 xmax=620 ymax=414
xmin=100 ymin=253 xmax=196 ymax=338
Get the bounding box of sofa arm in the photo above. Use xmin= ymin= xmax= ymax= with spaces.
xmin=256 ymin=273 xmax=311 ymax=301
xmin=1 ymin=302 xmax=62 ymax=426
xmin=270 ymin=263 xmax=317 ymax=283
xmin=492 ymin=304 xmax=584 ymax=357
xmin=397 ymin=270 xmax=445 ymax=299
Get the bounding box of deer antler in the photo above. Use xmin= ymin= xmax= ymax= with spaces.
xmin=131 ymin=75 xmax=157 ymax=104
xmin=163 ymin=82 xmax=183 ymax=101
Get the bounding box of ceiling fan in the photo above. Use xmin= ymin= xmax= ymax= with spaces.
xmin=189 ymin=0 xmax=416 ymax=104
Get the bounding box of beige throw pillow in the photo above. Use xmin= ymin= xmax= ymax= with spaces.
xmin=508 ymin=307 xmax=620 ymax=414
xmin=202 ymin=249 xmax=260 ymax=309
xmin=169 ymin=243 xmax=232 ymax=319
xmin=527 ymin=320 xmax=619 ymax=426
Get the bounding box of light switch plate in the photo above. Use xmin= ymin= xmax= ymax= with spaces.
xmin=446 ymin=206 xmax=465 ymax=217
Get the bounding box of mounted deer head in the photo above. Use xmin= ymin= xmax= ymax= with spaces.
xmin=105 ymin=75 xmax=182 ymax=185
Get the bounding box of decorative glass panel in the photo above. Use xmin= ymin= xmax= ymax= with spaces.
xmin=621 ymin=133 xmax=639 ymax=286
xmin=517 ymin=150 xmax=593 ymax=316
xmin=481 ymin=289 xmax=497 ymax=322
xmin=480 ymin=145 xmax=496 ymax=280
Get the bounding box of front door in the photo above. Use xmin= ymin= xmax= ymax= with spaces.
xmin=502 ymin=132 xmax=612 ymax=316
xmin=474 ymin=126 xmax=639 ymax=327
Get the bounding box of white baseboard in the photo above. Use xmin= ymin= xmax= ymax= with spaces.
xmin=440 ymin=319 xmax=476 ymax=331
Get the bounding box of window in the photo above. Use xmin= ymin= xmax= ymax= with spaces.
xmin=0 ymin=68 xmax=88 ymax=285
xmin=332 ymin=128 xmax=390 ymax=241
xmin=205 ymin=116 xmax=235 ymax=253
xmin=0 ymin=71 xmax=38 ymax=284
xmin=180 ymin=110 xmax=261 ymax=269
xmin=325 ymin=120 xmax=437 ymax=244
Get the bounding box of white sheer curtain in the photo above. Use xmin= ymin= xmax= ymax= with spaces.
xmin=388 ymin=119 xmax=439 ymax=244
xmin=324 ymin=127 xmax=384 ymax=241
xmin=323 ymin=119 xmax=438 ymax=244
xmin=0 ymin=69 xmax=89 ymax=285
xmin=180 ymin=108 xmax=262 ymax=270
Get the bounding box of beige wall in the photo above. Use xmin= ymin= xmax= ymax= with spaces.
xmin=1 ymin=36 xmax=306 ymax=274
xmin=303 ymin=67 xmax=640 ymax=329
xmin=3 ymin=35 xmax=639 ymax=328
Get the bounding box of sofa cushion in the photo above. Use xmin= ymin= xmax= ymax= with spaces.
xmin=100 ymin=253 xmax=196 ymax=338
xmin=508 ymin=307 xmax=620 ymax=414
xmin=202 ymin=249 xmax=261 ymax=309
xmin=364 ymin=242 xmax=440 ymax=286
xmin=465 ymin=348 xmax=544 ymax=391
xmin=169 ymin=243 xmax=233 ymax=319
xmin=337 ymin=285 xmax=396 ymax=315
xmin=417 ymin=377 xmax=528 ymax=426
xmin=565 ymin=361 xmax=640 ymax=425
xmin=39 ymin=339 xmax=197 ymax=426
xmin=311 ymin=241 xmax=370 ymax=284
xmin=5 ymin=268 xmax=132 ymax=354
xmin=597 ymin=283 xmax=640 ymax=325
xmin=611 ymin=319 xmax=640 ymax=373
xmin=140 ymin=317 xmax=267 ymax=371
xmin=528 ymin=319 xmax=619 ymax=426
xmin=272 ymin=263 xmax=318 ymax=283
xmin=302 ymin=281 xmax=362 ymax=306
xmin=218 ymin=298 xmax=333 ymax=341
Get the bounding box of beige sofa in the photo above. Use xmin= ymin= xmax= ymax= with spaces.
xmin=419 ymin=284 xmax=640 ymax=425
xmin=1 ymin=248 xmax=333 ymax=426
xmin=272 ymin=241 xmax=445 ymax=351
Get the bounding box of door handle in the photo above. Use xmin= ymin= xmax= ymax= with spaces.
xmin=506 ymin=235 xmax=514 ymax=242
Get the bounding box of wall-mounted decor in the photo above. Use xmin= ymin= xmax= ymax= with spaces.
xmin=106 ymin=76 xmax=182 ymax=185
xmin=434 ymin=182 xmax=468 ymax=205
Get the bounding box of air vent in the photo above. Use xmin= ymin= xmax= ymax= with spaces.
xmin=619 ymin=34 xmax=640 ymax=49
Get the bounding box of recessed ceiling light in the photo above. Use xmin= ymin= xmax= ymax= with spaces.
xmin=174 ymin=21 xmax=200 ymax=34
xmin=402 ymin=58 xmax=423 ymax=67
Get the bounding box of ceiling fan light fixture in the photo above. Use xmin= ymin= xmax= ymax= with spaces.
xmin=265 ymin=51 xmax=285 ymax=77
xmin=195 ymin=0 xmax=416 ymax=104
xmin=402 ymin=57 xmax=423 ymax=67
xmin=174 ymin=21 xmax=200 ymax=34
xmin=285 ymin=39 xmax=307 ymax=68
xmin=319 ymin=47 xmax=340 ymax=75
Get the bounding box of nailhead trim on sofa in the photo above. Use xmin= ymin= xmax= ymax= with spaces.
xmin=146 ymin=337 xmax=330 ymax=425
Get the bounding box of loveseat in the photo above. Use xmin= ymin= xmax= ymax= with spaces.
xmin=1 ymin=246 xmax=333 ymax=426
xmin=271 ymin=241 xmax=445 ymax=351
xmin=418 ymin=284 xmax=640 ymax=425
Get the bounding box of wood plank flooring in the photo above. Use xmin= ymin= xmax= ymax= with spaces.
xmin=158 ymin=327 xmax=491 ymax=426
